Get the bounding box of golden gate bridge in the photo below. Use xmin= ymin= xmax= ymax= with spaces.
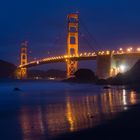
xmin=16 ymin=13 xmax=140 ymax=79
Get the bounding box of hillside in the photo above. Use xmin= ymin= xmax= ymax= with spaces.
xmin=28 ymin=69 xmax=66 ymax=79
xmin=0 ymin=60 xmax=17 ymax=78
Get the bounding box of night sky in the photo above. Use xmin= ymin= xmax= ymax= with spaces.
xmin=0 ymin=0 xmax=140 ymax=66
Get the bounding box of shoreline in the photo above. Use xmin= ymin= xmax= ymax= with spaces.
xmin=1 ymin=78 xmax=140 ymax=91
xmin=1 ymin=78 xmax=140 ymax=92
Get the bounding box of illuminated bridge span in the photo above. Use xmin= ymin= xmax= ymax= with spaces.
xmin=20 ymin=50 xmax=140 ymax=68
xmin=17 ymin=13 xmax=140 ymax=79
xmin=20 ymin=52 xmax=97 ymax=68
xmin=18 ymin=48 xmax=140 ymax=79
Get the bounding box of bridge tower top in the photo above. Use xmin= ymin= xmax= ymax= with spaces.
xmin=67 ymin=13 xmax=79 ymax=56
xmin=67 ymin=13 xmax=79 ymax=77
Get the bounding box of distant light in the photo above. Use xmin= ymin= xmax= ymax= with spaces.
xmin=35 ymin=77 xmax=39 ymax=80
xmin=37 ymin=61 xmax=39 ymax=64
xmin=48 ymin=77 xmax=55 ymax=80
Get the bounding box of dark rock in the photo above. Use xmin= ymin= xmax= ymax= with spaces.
xmin=74 ymin=69 xmax=96 ymax=81
xmin=103 ymin=86 xmax=111 ymax=89
xmin=64 ymin=69 xmax=98 ymax=83
xmin=13 ymin=88 xmax=21 ymax=91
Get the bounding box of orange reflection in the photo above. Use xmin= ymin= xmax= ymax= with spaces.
xmin=19 ymin=88 xmax=138 ymax=140
xmin=66 ymin=97 xmax=74 ymax=132
xmin=20 ymin=106 xmax=45 ymax=140
xmin=130 ymin=91 xmax=137 ymax=104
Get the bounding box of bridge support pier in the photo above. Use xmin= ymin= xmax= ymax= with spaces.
xmin=96 ymin=52 xmax=112 ymax=79
xmin=67 ymin=60 xmax=78 ymax=78
xmin=16 ymin=68 xmax=27 ymax=79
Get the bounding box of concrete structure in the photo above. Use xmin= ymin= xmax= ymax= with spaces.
xmin=96 ymin=52 xmax=112 ymax=79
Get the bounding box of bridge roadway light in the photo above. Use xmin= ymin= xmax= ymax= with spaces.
xmin=98 ymin=51 xmax=101 ymax=55
xmin=88 ymin=53 xmax=91 ymax=56
xmin=119 ymin=48 xmax=124 ymax=53
xmin=106 ymin=51 xmax=110 ymax=55
xmin=127 ymin=48 xmax=131 ymax=53
xmin=64 ymin=55 xmax=68 ymax=58
xmin=119 ymin=48 xmax=123 ymax=51
xmin=101 ymin=51 xmax=104 ymax=55
xmin=112 ymin=50 xmax=115 ymax=54
xmin=137 ymin=48 xmax=140 ymax=52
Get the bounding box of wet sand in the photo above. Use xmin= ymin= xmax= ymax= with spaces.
xmin=54 ymin=104 xmax=140 ymax=140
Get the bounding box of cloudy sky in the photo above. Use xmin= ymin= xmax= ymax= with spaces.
xmin=0 ymin=0 xmax=140 ymax=65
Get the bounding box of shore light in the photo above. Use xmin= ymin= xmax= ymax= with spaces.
xmin=119 ymin=64 xmax=126 ymax=73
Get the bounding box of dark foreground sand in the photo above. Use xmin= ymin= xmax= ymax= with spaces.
xmin=53 ymin=105 xmax=140 ymax=140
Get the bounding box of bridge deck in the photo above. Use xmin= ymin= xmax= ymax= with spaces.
xmin=19 ymin=52 xmax=140 ymax=68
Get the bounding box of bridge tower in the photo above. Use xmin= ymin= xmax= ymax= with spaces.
xmin=17 ymin=41 xmax=28 ymax=79
xmin=67 ymin=13 xmax=79 ymax=78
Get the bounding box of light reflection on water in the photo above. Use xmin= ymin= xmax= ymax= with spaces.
xmin=19 ymin=87 xmax=139 ymax=140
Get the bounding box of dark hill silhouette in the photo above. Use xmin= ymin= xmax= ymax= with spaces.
xmin=0 ymin=60 xmax=17 ymax=78
xmin=64 ymin=69 xmax=97 ymax=83
xmin=124 ymin=59 xmax=140 ymax=81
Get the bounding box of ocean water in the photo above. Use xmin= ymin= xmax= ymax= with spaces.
xmin=0 ymin=80 xmax=140 ymax=140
